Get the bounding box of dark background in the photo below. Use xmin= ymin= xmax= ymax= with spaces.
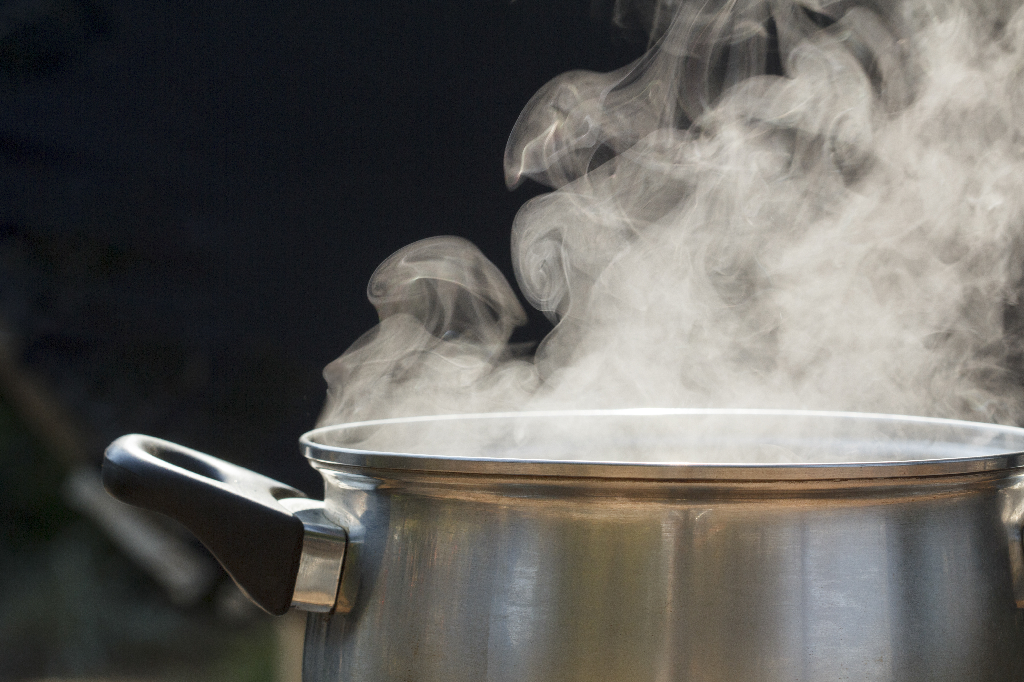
xmin=0 ymin=0 xmax=643 ymax=490
xmin=0 ymin=0 xmax=644 ymax=678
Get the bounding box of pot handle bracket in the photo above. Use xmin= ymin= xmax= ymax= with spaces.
xmin=102 ymin=434 xmax=347 ymax=616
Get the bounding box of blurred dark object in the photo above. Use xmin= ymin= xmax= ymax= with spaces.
xmin=0 ymin=219 xmax=327 ymax=492
xmin=0 ymin=380 xmax=278 ymax=680
xmin=64 ymin=466 xmax=220 ymax=606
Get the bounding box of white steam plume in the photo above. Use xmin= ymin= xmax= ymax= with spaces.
xmin=319 ymin=0 xmax=1024 ymax=451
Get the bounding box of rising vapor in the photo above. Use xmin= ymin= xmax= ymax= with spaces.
xmin=318 ymin=0 xmax=1024 ymax=458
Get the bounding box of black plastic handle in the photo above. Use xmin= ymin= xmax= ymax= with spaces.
xmin=102 ymin=434 xmax=308 ymax=615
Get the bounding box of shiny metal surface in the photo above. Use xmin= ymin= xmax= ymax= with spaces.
xmin=278 ymin=498 xmax=348 ymax=613
xmin=297 ymin=411 xmax=1024 ymax=682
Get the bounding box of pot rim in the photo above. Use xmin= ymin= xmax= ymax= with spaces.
xmin=300 ymin=408 xmax=1024 ymax=481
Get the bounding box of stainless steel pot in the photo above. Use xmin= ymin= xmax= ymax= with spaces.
xmin=103 ymin=409 xmax=1024 ymax=682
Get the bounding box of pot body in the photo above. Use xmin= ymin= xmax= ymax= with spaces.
xmin=302 ymin=462 xmax=1024 ymax=682
xmin=100 ymin=410 xmax=1024 ymax=682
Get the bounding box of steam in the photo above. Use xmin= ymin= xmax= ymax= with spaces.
xmin=319 ymin=0 xmax=1024 ymax=442
xmin=319 ymin=237 xmax=538 ymax=425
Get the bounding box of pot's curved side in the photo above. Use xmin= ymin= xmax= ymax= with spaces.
xmin=304 ymin=466 xmax=1024 ymax=682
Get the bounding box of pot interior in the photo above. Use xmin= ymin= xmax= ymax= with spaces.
xmin=301 ymin=409 xmax=1024 ymax=473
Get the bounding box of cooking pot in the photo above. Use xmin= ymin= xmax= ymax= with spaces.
xmin=102 ymin=408 xmax=1024 ymax=682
